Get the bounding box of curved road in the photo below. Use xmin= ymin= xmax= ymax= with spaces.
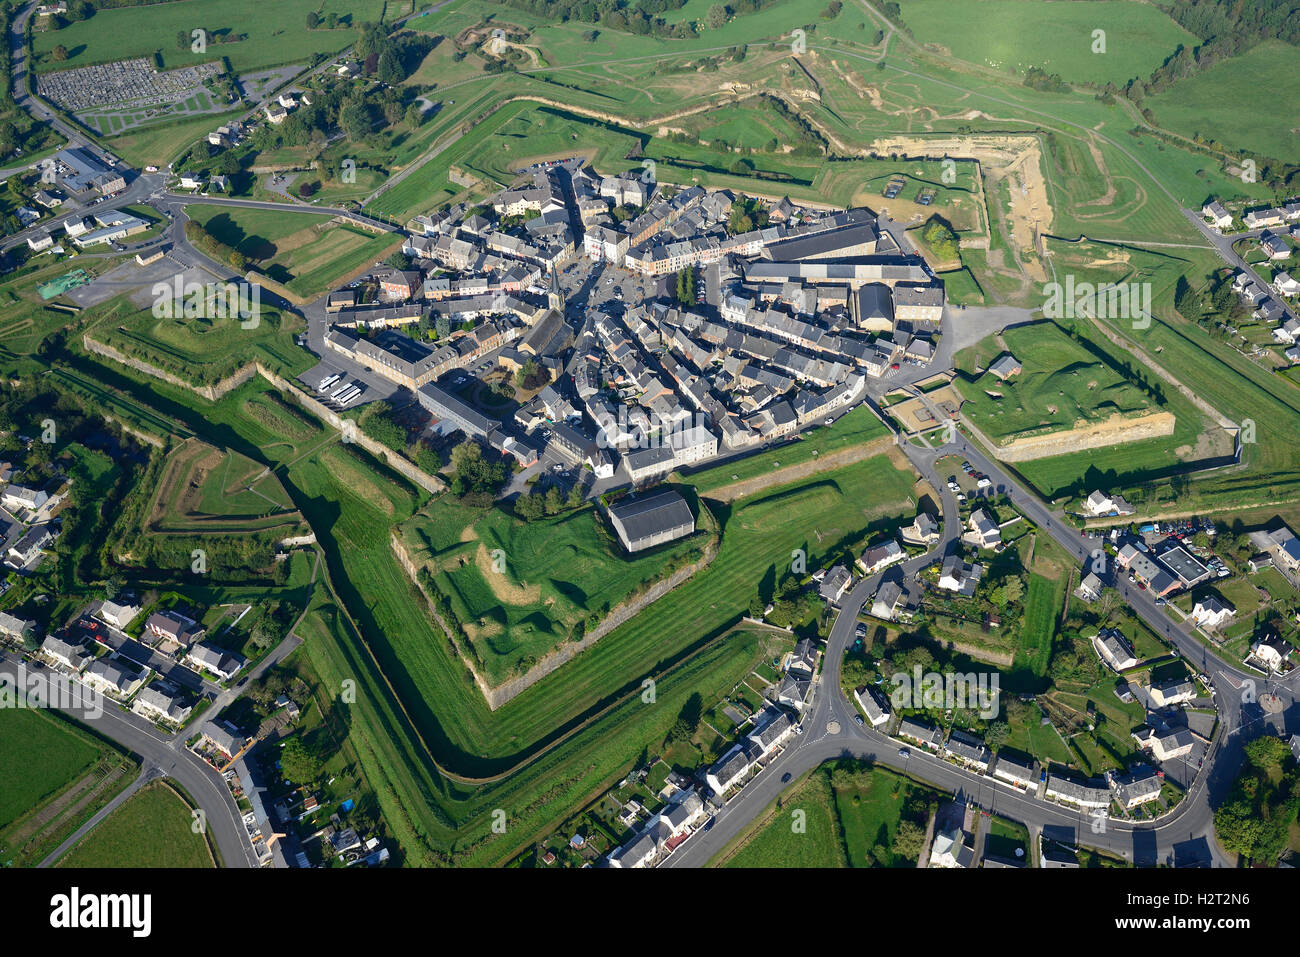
xmin=0 ymin=651 xmax=256 ymax=868
xmin=667 ymin=423 xmax=1296 ymax=867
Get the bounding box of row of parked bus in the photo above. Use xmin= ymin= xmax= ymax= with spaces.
xmin=316 ymin=373 xmax=365 ymax=408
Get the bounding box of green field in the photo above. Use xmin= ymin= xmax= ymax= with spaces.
xmin=87 ymin=293 xmax=309 ymax=387
xmin=1145 ymin=41 xmax=1300 ymax=162
xmin=954 ymin=318 xmax=1222 ymax=498
xmin=892 ymin=0 xmax=1196 ymax=85
xmin=721 ymin=769 xmax=847 ymax=868
xmin=1016 ymin=572 xmax=1064 ymax=678
xmin=185 ymin=205 xmax=400 ymax=298
xmin=32 ymin=348 xmax=924 ymax=865
xmin=957 ymin=320 xmax=1167 ymax=444
xmin=0 ymin=708 xmax=136 ymax=867
xmin=56 ymin=783 xmax=215 ymax=868
xmin=677 ymin=404 xmax=893 ymax=494
xmin=718 ymin=763 xmax=941 ymax=867
xmin=0 ymin=708 xmax=101 ymax=829
xmin=400 ymin=493 xmax=713 ymax=683
xmin=32 ymin=0 xmax=392 ymax=74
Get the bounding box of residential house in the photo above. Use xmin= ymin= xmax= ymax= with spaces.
xmin=944 ymin=730 xmax=989 ymax=772
xmin=1045 ymin=774 xmax=1111 ymax=809
xmin=928 ymin=826 xmax=974 ymax=868
xmin=1148 ymin=677 xmax=1196 ymax=708
xmin=1202 ymin=201 xmax=1233 ymax=228
xmin=857 ymin=538 xmax=905 ymax=575
xmin=818 ymin=564 xmax=853 ymax=604
xmin=1091 ymin=628 xmax=1137 ymax=672
xmin=900 ymin=511 xmax=941 ymax=546
xmin=1083 ymin=490 xmax=1135 ymax=517
xmin=40 ymin=635 xmax=90 ymax=672
xmin=133 ymin=684 xmax=192 ymax=724
xmin=938 ymin=553 xmax=982 ymax=597
xmin=1249 ymin=633 xmax=1293 ymax=673
xmin=992 ymin=754 xmax=1037 ymax=790
xmin=83 ymin=657 xmax=145 ymax=698
xmin=1190 ymin=596 xmax=1235 ymax=631
xmin=1108 ymin=766 xmax=1162 ymax=809
xmin=185 ymin=642 xmax=242 ymax=681
xmin=0 ymin=612 xmax=35 ymax=642
xmin=966 ymin=509 xmax=1001 ymax=549
xmin=853 ymin=685 xmax=890 ymax=727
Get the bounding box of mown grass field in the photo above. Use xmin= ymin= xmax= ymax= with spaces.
xmin=32 ymin=0 xmax=393 ymax=74
xmin=140 ymin=438 xmax=303 ymax=536
xmin=956 ymin=320 xmax=1166 ymax=443
xmin=677 ymin=404 xmax=892 ymax=494
xmin=0 ymin=708 xmax=137 ymax=868
xmin=0 ymin=708 xmax=102 ymax=830
xmin=891 ymin=0 xmax=1196 ymax=85
xmin=1016 ymin=572 xmax=1063 ymax=679
xmin=721 ymin=769 xmax=847 ymax=868
xmin=1040 ymin=240 xmax=1300 ymax=511
xmin=184 ymin=205 xmax=399 ymax=299
xmin=954 ymin=317 xmax=1220 ymax=498
xmin=55 ymin=782 xmax=215 ymax=868
xmin=399 ymin=494 xmax=712 ymax=683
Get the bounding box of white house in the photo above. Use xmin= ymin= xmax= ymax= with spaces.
xmin=185 ymin=642 xmax=242 ymax=680
xmin=853 ymin=686 xmax=890 ymax=727
xmin=938 ymin=554 xmax=982 ymax=597
xmin=83 ymin=657 xmax=145 ymax=698
xmin=1274 ymin=271 xmax=1300 ymax=297
xmin=1249 ymin=633 xmax=1293 ymax=673
xmin=1083 ymin=490 xmax=1134 ymax=517
xmin=1091 ymin=628 xmax=1137 ymax=672
xmin=1149 ymin=677 xmax=1196 ymax=707
xmin=1202 ymin=201 xmax=1233 ymax=229
xmin=1190 ymin=596 xmax=1235 ymax=631
xmin=2 ymin=484 xmax=49 ymax=512
xmin=966 ymin=509 xmax=1001 ymax=549
xmin=928 ymin=826 xmax=974 ymax=868
xmin=96 ymin=599 xmax=141 ymax=630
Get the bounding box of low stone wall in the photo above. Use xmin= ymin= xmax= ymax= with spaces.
xmin=82 ymin=335 xmax=258 ymax=401
xmin=256 ymin=365 xmax=445 ymax=495
xmin=393 ymin=523 xmax=720 ymax=711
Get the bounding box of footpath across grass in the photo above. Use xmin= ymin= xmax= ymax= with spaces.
xmin=55 ymin=782 xmax=216 ymax=868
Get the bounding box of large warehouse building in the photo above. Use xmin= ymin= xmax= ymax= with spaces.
xmin=606 ymin=490 xmax=695 ymax=554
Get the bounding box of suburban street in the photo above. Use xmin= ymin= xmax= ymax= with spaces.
xmin=666 ymin=419 xmax=1296 ymax=867
xmin=0 ymin=650 xmax=257 ymax=868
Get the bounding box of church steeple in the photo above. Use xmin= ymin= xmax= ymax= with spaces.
xmin=548 ymin=266 xmax=565 ymax=313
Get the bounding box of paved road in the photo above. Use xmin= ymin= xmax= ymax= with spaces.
xmin=1180 ymin=210 xmax=1297 ymax=326
xmin=37 ymin=766 xmax=153 ymax=867
xmin=667 ymin=418 xmax=1295 ymax=867
xmin=0 ymin=651 xmax=256 ymax=868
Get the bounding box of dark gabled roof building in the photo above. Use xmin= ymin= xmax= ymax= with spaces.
xmin=606 ymin=490 xmax=695 ymax=554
